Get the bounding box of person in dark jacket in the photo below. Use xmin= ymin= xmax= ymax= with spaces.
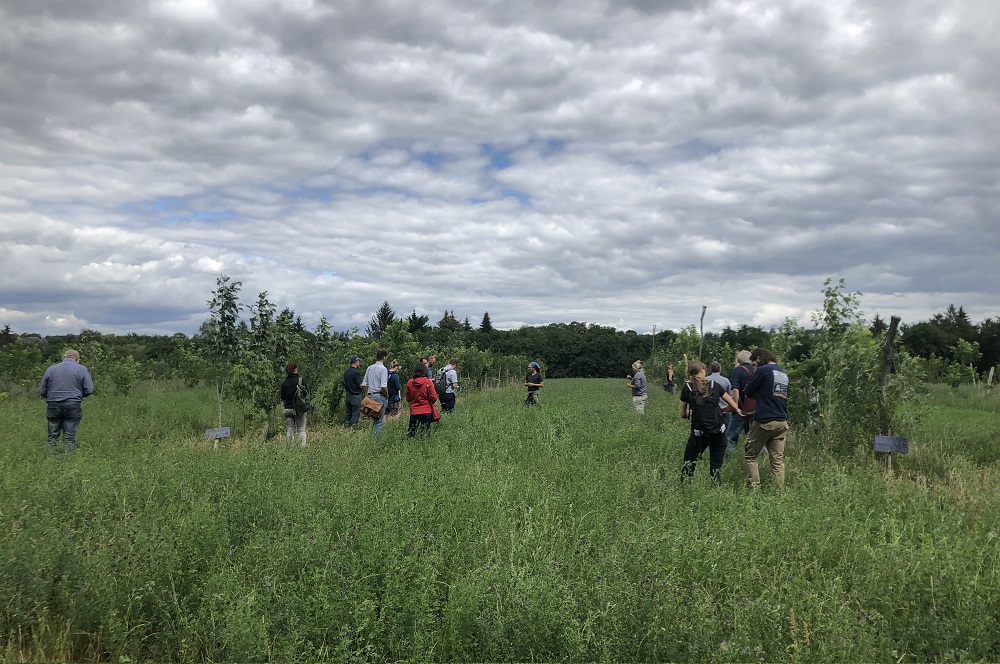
xmin=38 ymin=349 xmax=94 ymax=452
xmin=280 ymin=362 xmax=307 ymax=447
xmin=343 ymin=356 xmax=363 ymax=429
xmin=743 ymin=348 xmax=789 ymax=488
xmin=386 ymin=360 xmax=402 ymax=420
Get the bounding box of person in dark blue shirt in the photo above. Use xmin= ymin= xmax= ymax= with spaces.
xmin=38 ymin=349 xmax=94 ymax=452
xmin=386 ymin=360 xmax=403 ymax=421
xmin=725 ymin=350 xmax=756 ymax=454
xmin=742 ymin=348 xmax=789 ymax=488
xmin=343 ymin=356 xmax=364 ymax=429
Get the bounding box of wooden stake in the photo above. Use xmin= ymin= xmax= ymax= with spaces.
xmin=878 ymin=315 xmax=902 ymax=437
xmin=698 ymin=306 xmax=707 ymax=360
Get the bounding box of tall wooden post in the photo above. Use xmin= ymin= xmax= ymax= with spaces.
xmin=879 ymin=315 xmax=902 ymax=473
xmin=698 ymin=306 xmax=707 ymax=360
xmin=878 ymin=315 xmax=902 ymax=434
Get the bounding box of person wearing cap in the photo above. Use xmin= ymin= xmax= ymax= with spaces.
xmin=343 ymin=355 xmax=364 ymax=429
xmin=626 ymin=360 xmax=647 ymax=413
xmin=524 ymin=361 xmax=544 ymax=406
xmin=440 ymin=358 xmax=459 ymax=413
xmin=38 ymin=348 xmax=94 ymax=452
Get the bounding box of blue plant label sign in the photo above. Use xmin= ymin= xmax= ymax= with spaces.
xmin=204 ymin=427 xmax=231 ymax=440
xmin=874 ymin=435 xmax=908 ymax=454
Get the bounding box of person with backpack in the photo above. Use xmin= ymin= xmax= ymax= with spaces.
xmin=386 ymin=360 xmax=402 ymax=421
xmin=725 ymin=350 xmax=756 ymax=455
xmin=679 ymin=360 xmax=742 ymax=485
xmin=743 ymin=348 xmax=790 ymax=489
xmin=280 ymin=362 xmax=308 ymax=447
xmin=405 ymin=361 xmax=439 ymax=437
xmin=438 ymin=358 xmax=459 ymax=413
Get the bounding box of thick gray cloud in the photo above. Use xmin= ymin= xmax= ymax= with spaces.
xmin=1 ymin=0 xmax=997 ymax=337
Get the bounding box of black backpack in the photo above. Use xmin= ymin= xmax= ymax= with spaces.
xmin=435 ymin=367 xmax=450 ymax=396
xmin=685 ymin=382 xmax=724 ymax=434
xmin=293 ymin=376 xmax=310 ymax=416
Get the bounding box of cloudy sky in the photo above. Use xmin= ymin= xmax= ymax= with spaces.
xmin=1 ymin=0 xmax=997 ymax=337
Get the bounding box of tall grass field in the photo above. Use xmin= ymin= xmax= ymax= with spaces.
xmin=2 ymin=380 xmax=998 ymax=662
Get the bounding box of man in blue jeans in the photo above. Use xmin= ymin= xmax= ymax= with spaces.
xmin=725 ymin=350 xmax=756 ymax=454
xmin=361 ymin=349 xmax=389 ymax=435
xmin=38 ymin=349 xmax=94 ymax=452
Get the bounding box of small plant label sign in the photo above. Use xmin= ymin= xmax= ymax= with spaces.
xmin=204 ymin=427 xmax=231 ymax=440
xmin=874 ymin=435 xmax=908 ymax=454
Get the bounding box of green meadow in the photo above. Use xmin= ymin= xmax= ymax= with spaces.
xmin=2 ymin=380 xmax=998 ymax=662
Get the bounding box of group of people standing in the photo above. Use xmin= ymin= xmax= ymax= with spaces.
xmin=624 ymin=349 xmax=789 ymax=488
xmin=282 ymin=351 xmax=546 ymax=444
xmin=677 ymin=348 xmax=789 ymax=488
xmin=37 ymin=343 xmax=783 ymax=492
xmin=339 ymin=352 xmax=460 ymax=438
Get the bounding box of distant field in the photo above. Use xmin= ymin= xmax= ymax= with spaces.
xmin=2 ymin=380 xmax=998 ymax=662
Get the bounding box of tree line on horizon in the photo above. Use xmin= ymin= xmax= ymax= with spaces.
xmin=1 ymin=279 xmax=996 ymax=401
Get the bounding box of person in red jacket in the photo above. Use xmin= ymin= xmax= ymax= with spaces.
xmin=405 ymin=361 xmax=439 ymax=438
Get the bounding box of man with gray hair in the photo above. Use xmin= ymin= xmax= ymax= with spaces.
xmin=725 ymin=350 xmax=756 ymax=455
xmin=707 ymin=360 xmax=734 ymax=434
xmin=38 ymin=349 xmax=94 ymax=452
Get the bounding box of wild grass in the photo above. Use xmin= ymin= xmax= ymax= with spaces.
xmin=1 ymin=381 xmax=998 ymax=662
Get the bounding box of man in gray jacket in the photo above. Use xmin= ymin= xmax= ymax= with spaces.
xmin=38 ymin=349 xmax=94 ymax=452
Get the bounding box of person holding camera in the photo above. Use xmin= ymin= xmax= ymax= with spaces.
xmin=524 ymin=361 xmax=544 ymax=406
xmin=626 ymin=360 xmax=648 ymax=413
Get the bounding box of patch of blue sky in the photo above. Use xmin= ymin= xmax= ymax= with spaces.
xmin=481 ymin=143 xmax=513 ymax=170
xmin=318 ymin=270 xmax=337 ymax=277
xmin=288 ymin=185 xmax=331 ymax=201
xmin=540 ymin=138 xmax=567 ymax=157
xmin=415 ymin=151 xmax=446 ymax=168
xmin=117 ymin=197 xmax=186 ymax=217
xmin=466 ymin=189 xmax=531 ymax=206
xmin=195 ymin=210 xmax=235 ymax=221
xmin=154 ymin=197 xmax=189 ymax=212
xmin=673 ymin=137 xmax=725 ymax=160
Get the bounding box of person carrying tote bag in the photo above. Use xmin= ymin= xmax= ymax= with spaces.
xmin=405 ymin=361 xmax=439 ymax=438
